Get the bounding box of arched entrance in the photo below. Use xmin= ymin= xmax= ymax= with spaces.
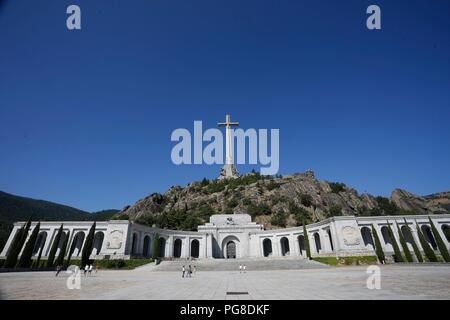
xmin=421 ymin=225 xmax=437 ymax=250
xmin=70 ymin=231 xmax=85 ymax=257
xmin=131 ymin=233 xmax=139 ymax=255
xmin=298 ymin=235 xmax=305 ymax=255
xmin=226 ymin=241 xmax=236 ymax=259
xmin=442 ymin=225 xmax=450 ymax=243
xmin=381 ymin=226 xmax=392 ymax=247
xmin=93 ymin=232 xmax=104 ymax=255
xmin=191 ymin=240 xmax=200 ymax=258
xmin=401 ymin=226 xmax=413 ymax=245
xmin=263 ymin=238 xmax=272 ymax=257
xmin=173 ymin=239 xmax=182 ymax=258
xmin=313 ymin=232 xmax=321 ymax=253
xmin=33 ymin=231 xmax=47 ymax=256
xmin=158 ymin=237 xmax=166 ymax=257
xmin=280 ymin=237 xmax=290 ymax=256
xmin=360 ymin=227 xmax=374 ymax=249
xmin=143 ymin=235 xmax=151 ymax=258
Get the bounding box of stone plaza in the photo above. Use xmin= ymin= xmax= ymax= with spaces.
xmin=1 ymin=264 xmax=450 ymax=300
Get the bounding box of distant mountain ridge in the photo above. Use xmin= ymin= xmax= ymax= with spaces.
xmin=0 ymin=191 xmax=118 ymax=252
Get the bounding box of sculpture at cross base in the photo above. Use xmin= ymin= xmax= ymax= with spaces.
xmin=218 ymin=114 xmax=239 ymax=180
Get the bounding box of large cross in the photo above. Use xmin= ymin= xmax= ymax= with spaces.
xmin=218 ymin=114 xmax=239 ymax=165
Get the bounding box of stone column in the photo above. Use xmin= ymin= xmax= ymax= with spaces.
xmin=182 ymin=237 xmax=190 ymax=258
xmin=167 ymin=236 xmax=174 ymax=258
xmin=273 ymin=237 xmax=281 ymax=256
xmin=321 ymin=229 xmax=332 ymax=253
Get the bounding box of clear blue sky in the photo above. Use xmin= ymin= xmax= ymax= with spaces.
xmin=1 ymin=0 xmax=449 ymax=212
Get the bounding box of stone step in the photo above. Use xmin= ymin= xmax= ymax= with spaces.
xmin=150 ymin=257 xmax=329 ymax=272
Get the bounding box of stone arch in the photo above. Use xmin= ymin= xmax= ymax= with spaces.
xmin=313 ymin=232 xmax=321 ymax=253
xmin=143 ymin=235 xmax=151 ymax=258
xmin=158 ymin=237 xmax=166 ymax=258
xmin=222 ymin=235 xmax=240 ymax=259
xmin=441 ymin=224 xmax=450 ymax=243
xmin=70 ymin=231 xmax=85 ymax=257
xmin=191 ymin=239 xmax=200 ymax=258
xmin=263 ymin=238 xmax=272 ymax=257
xmin=380 ymin=226 xmax=392 ymax=247
xmin=360 ymin=227 xmax=374 ymax=249
xmin=298 ymin=235 xmax=305 ymax=255
xmin=280 ymin=237 xmax=290 ymax=256
xmin=401 ymin=226 xmax=413 ymax=244
xmin=33 ymin=231 xmax=47 ymax=256
xmin=131 ymin=232 xmax=140 ymax=255
xmin=93 ymin=232 xmax=104 ymax=255
xmin=421 ymin=225 xmax=437 ymax=250
xmin=173 ymin=239 xmax=182 ymax=258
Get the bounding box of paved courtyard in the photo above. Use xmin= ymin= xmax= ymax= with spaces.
xmin=1 ymin=264 xmax=450 ymax=300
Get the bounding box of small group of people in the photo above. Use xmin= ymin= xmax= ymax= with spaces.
xmin=239 ymin=265 xmax=247 ymax=273
xmin=83 ymin=264 xmax=96 ymax=276
xmin=182 ymin=265 xmax=196 ymax=278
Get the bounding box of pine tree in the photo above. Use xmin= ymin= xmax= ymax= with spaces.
xmin=17 ymin=222 xmax=40 ymax=268
xmin=371 ymin=225 xmax=385 ymax=264
xmin=55 ymin=230 xmax=70 ymax=267
xmin=4 ymin=219 xmax=31 ymax=268
xmin=416 ymin=222 xmax=438 ymax=262
xmin=396 ymin=221 xmax=413 ymax=262
xmin=46 ymin=224 xmax=64 ymax=267
xmin=403 ymin=218 xmax=423 ymax=262
xmin=151 ymin=233 xmax=160 ymax=260
xmin=81 ymin=222 xmax=96 ymax=268
xmin=302 ymin=219 xmax=311 ymax=259
xmin=386 ymin=220 xmax=404 ymax=262
xmin=428 ymin=217 xmax=450 ymax=262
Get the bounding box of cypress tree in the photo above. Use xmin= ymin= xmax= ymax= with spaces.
xmin=81 ymin=222 xmax=96 ymax=268
xmin=3 ymin=226 xmax=24 ymax=268
xmin=302 ymin=219 xmax=311 ymax=259
xmin=34 ymin=238 xmax=45 ymax=269
xmin=5 ymin=219 xmax=31 ymax=268
xmin=396 ymin=221 xmax=413 ymax=262
xmin=386 ymin=220 xmax=404 ymax=262
xmin=428 ymin=217 xmax=450 ymax=262
xmin=403 ymin=218 xmax=423 ymax=262
xmin=55 ymin=230 xmax=70 ymax=267
xmin=151 ymin=233 xmax=160 ymax=260
xmin=17 ymin=222 xmax=40 ymax=268
xmin=416 ymin=223 xmax=438 ymax=262
xmin=46 ymin=224 xmax=64 ymax=267
xmin=371 ymin=225 xmax=385 ymax=264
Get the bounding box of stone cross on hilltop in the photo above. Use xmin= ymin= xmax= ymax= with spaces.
xmin=218 ymin=114 xmax=239 ymax=179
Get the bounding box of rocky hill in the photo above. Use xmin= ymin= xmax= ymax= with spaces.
xmin=118 ymin=170 xmax=450 ymax=231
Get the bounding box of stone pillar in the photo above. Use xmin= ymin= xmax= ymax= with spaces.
xmin=167 ymin=236 xmax=174 ymax=258
xmin=182 ymin=237 xmax=189 ymax=258
xmin=289 ymin=234 xmax=298 ymax=256
xmin=273 ymin=237 xmax=281 ymax=256
xmin=44 ymin=227 xmax=58 ymax=256
xmin=321 ymin=229 xmax=332 ymax=253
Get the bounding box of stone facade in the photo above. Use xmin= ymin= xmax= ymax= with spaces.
xmin=1 ymin=214 xmax=450 ymax=261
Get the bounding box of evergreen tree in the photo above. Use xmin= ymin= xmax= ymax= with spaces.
xmin=55 ymin=230 xmax=70 ymax=267
xmin=151 ymin=233 xmax=160 ymax=260
xmin=17 ymin=222 xmax=40 ymax=268
xmin=428 ymin=217 xmax=450 ymax=262
xmin=46 ymin=224 xmax=63 ymax=267
xmin=386 ymin=220 xmax=404 ymax=262
xmin=3 ymin=226 xmax=24 ymax=268
xmin=395 ymin=221 xmax=413 ymax=262
xmin=34 ymin=239 xmax=45 ymax=269
xmin=371 ymin=225 xmax=385 ymax=264
xmin=403 ymin=218 xmax=423 ymax=262
xmin=302 ymin=219 xmax=311 ymax=259
xmin=4 ymin=219 xmax=31 ymax=268
xmin=81 ymin=222 xmax=96 ymax=268
xmin=416 ymin=222 xmax=438 ymax=262
xmin=65 ymin=240 xmax=75 ymax=268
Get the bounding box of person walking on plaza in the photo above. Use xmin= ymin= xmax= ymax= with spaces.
xmin=182 ymin=265 xmax=185 ymax=278
xmin=193 ymin=265 xmax=197 ymax=276
xmin=188 ymin=265 xmax=192 ymax=278
xmin=55 ymin=264 xmax=62 ymax=277
xmin=88 ymin=264 xmax=93 ymax=275
xmin=239 ymin=265 xmax=242 ymax=273
xmin=84 ymin=264 xmax=89 ymax=277
xmin=243 ymin=265 xmax=247 ymax=273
